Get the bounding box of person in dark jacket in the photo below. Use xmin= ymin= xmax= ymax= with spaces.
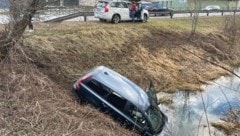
xmin=129 ymin=1 xmax=138 ymax=22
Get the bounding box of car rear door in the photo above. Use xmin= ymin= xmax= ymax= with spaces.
xmin=117 ymin=2 xmax=130 ymax=20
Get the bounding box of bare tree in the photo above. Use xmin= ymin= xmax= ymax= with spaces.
xmin=0 ymin=0 xmax=44 ymax=60
xmin=224 ymin=0 xmax=240 ymax=58
xmin=190 ymin=0 xmax=202 ymax=35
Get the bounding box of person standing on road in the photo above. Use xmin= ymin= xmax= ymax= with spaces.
xmin=129 ymin=1 xmax=138 ymax=22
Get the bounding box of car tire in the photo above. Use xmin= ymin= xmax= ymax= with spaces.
xmin=142 ymin=14 xmax=148 ymax=23
xmin=111 ymin=14 xmax=120 ymax=24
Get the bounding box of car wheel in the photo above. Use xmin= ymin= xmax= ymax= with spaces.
xmin=142 ymin=14 xmax=148 ymax=23
xmin=111 ymin=14 xmax=120 ymax=24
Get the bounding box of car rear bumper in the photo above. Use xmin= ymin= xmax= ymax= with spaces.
xmin=94 ymin=11 xmax=111 ymax=20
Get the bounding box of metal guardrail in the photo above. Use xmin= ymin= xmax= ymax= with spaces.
xmin=149 ymin=9 xmax=240 ymax=19
xmin=44 ymin=11 xmax=94 ymax=23
xmin=43 ymin=9 xmax=240 ymax=23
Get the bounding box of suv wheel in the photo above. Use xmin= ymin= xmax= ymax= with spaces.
xmin=142 ymin=14 xmax=148 ymax=23
xmin=112 ymin=14 xmax=120 ymax=24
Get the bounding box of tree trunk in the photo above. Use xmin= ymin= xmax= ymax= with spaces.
xmin=0 ymin=0 xmax=41 ymax=59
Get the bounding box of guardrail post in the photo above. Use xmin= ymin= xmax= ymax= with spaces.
xmin=84 ymin=13 xmax=87 ymax=22
xmin=221 ymin=11 xmax=223 ymax=16
xmin=207 ymin=12 xmax=209 ymax=16
xmin=170 ymin=12 xmax=173 ymax=19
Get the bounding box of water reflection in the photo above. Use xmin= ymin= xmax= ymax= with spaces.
xmin=159 ymin=69 xmax=240 ymax=136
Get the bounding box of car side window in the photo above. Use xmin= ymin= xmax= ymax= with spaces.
xmin=106 ymin=91 xmax=127 ymax=111
xmin=86 ymin=79 xmax=110 ymax=97
xmin=110 ymin=2 xmax=117 ymax=8
xmin=127 ymin=3 xmax=131 ymax=9
xmin=125 ymin=102 xmax=146 ymax=126
xmin=118 ymin=2 xmax=127 ymax=8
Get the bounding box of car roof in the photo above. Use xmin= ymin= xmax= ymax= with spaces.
xmin=90 ymin=66 xmax=150 ymax=111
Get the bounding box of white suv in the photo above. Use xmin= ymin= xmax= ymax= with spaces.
xmin=94 ymin=0 xmax=149 ymax=23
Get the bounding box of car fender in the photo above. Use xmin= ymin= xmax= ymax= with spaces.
xmin=140 ymin=9 xmax=149 ymax=20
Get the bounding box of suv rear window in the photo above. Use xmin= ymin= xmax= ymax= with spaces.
xmin=97 ymin=1 xmax=108 ymax=8
xmin=86 ymin=79 xmax=110 ymax=97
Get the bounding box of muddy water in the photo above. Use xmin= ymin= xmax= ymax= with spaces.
xmin=158 ymin=69 xmax=240 ymax=136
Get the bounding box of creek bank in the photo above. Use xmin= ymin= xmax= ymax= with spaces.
xmin=158 ymin=68 xmax=240 ymax=135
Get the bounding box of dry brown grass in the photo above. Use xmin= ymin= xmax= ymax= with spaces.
xmin=23 ymin=22 xmax=240 ymax=93
xmin=211 ymin=121 xmax=239 ymax=135
xmin=0 ymin=45 xmax=137 ymax=135
xmin=212 ymin=109 xmax=240 ymax=135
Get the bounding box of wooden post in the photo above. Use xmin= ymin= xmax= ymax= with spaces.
xmin=79 ymin=0 xmax=81 ymax=6
xmin=84 ymin=13 xmax=87 ymax=21
xmin=60 ymin=0 xmax=64 ymax=7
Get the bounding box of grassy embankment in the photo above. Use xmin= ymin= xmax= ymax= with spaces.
xmin=1 ymin=16 xmax=240 ymax=135
xmin=24 ymin=17 xmax=240 ymax=92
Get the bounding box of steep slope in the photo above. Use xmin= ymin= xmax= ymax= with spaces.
xmin=23 ymin=21 xmax=240 ymax=92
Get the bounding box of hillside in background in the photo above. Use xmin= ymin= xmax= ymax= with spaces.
xmin=1 ymin=17 xmax=240 ymax=135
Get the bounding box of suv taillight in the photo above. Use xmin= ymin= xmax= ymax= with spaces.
xmin=104 ymin=5 xmax=109 ymax=12
xmin=76 ymin=74 xmax=92 ymax=90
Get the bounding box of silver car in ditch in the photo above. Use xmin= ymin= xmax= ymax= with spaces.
xmin=72 ymin=66 xmax=167 ymax=135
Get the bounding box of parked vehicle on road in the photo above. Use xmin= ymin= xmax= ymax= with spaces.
xmin=201 ymin=5 xmax=221 ymax=11
xmin=138 ymin=1 xmax=152 ymax=10
xmin=147 ymin=1 xmax=174 ymax=16
xmin=72 ymin=66 xmax=168 ymax=135
xmin=93 ymin=0 xmax=149 ymax=23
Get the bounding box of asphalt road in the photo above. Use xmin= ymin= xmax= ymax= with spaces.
xmin=0 ymin=11 xmax=239 ymax=24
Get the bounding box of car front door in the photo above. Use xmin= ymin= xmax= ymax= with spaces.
xmin=123 ymin=101 xmax=150 ymax=133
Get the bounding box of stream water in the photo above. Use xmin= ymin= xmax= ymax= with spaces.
xmin=158 ymin=68 xmax=240 ymax=136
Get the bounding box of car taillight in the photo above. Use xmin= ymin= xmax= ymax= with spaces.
xmin=76 ymin=74 xmax=92 ymax=90
xmin=104 ymin=5 xmax=109 ymax=12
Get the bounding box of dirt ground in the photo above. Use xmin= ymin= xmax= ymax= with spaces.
xmin=1 ymin=19 xmax=240 ymax=135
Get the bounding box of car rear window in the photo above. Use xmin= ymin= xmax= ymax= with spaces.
xmin=97 ymin=1 xmax=108 ymax=8
xmin=86 ymin=79 xmax=110 ymax=97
